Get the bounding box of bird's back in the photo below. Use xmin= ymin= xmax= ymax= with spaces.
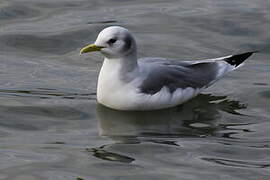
xmin=137 ymin=52 xmax=256 ymax=95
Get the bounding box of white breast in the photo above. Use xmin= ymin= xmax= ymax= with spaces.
xmin=97 ymin=59 xmax=141 ymax=110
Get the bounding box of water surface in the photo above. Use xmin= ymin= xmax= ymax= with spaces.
xmin=0 ymin=0 xmax=270 ymax=179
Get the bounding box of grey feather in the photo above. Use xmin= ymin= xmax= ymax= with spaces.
xmin=137 ymin=50 xmax=257 ymax=95
xmin=138 ymin=58 xmax=219 ymax=94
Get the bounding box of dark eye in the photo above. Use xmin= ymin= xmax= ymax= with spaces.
xmin=108 ymin=38 xmax=117 ymax=44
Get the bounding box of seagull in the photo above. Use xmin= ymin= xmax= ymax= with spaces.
xmin=80 ymin=26 xmax=256 ymax=111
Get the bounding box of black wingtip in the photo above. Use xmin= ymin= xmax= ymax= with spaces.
xmin=225 ymin=51 xmax=258 ymax=67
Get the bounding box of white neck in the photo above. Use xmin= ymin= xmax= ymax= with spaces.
xmin=104 ymin=52 xmax=139 ymax=79
xmin=97 ymin=56 xmax=139 ymax=107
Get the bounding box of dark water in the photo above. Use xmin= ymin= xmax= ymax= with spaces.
xmin=1 ymin=0 xmax=270 ymax=179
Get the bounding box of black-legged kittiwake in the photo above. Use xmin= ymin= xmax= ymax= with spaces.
xmin=80 ymin=26 xmax=256 ymax=111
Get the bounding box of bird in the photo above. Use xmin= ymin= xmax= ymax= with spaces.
xmin=80 ymin=26 xmax=256 ymax=111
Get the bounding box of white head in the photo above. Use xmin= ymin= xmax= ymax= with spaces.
xmin=80 ymin=26 xmax=137 ymax=59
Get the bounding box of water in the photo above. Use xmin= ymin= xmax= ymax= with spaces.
xmin=0 ymin=0 xmax=270 ymax=179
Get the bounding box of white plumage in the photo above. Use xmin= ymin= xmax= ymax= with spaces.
xmin=80 ymin=26 xmax=256 ymax=111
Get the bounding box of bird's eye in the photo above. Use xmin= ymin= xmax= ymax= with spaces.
xmin=108 ymin=38 xmax=117 ymax=44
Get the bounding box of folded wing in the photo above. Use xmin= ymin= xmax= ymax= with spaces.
xmin=139 ymin=51 xmax=256 ymax=95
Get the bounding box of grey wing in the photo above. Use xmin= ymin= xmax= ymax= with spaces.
xmin=138 ymin=51 xmax=256 ymax=95
xmin=139 ymin=61 xmax=219 ymax=95
xmin=139 ymin=57 xmax=194 ymax=66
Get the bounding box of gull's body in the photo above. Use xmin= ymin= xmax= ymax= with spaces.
xmin=80 ymin=26 xmax=256 ymax=111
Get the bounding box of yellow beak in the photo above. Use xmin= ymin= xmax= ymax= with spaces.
xmin=80 ymin=44 xmax=103 ymax=54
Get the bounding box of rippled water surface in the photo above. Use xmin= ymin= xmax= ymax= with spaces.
xmin=1 ymin=0 xmax=270 ymax=179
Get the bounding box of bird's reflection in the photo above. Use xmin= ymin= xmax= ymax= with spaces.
xmin=90 ymin=94 xmax=247 ymax=163
xmin=97 ymin=93 xmax=246 ymax=139
xmin=86 ymin=146 xmax=135 ymax=163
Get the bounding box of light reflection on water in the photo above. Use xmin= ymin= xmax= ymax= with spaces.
xmin=97 ymin=94 xmax=247 ymax=139
xmin=0 ymin=0 xmax=270 ymax=179
xmin=93 ymin=94 xmax=248 ymax=164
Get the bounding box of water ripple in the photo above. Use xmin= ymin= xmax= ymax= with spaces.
xmin=0 ymin=4 xmax=39 ymax=20
xmin=202 ymin=157 xmax=270 ymax=168
xmin=0 ymin=88 xmax=96 ymax=100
